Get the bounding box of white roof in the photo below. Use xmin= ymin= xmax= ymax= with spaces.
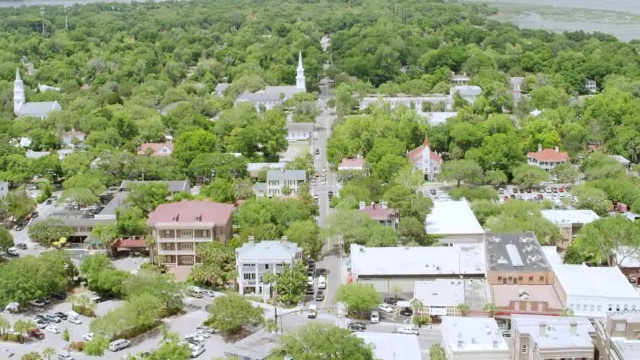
xmin=247 ymin=162 xmax=285 ymax=172
xmin=511 ymin=315 xmax=595 ymax=349
xmin=424 ymin=112 xmax=457 ymax=125
xmin=451 ymin=85 xmax=482 ymax=97
xmin=441 ymin=317 xmax=509 ymax=353
xmin=236 ymin=241 xmax=301 ymax=262
xmin=616 ymin=247 xmax=640 ymax=268
xmin=541 ymin=246 xmax=563 ymax=266
xmin=355 ymin=332 xmax=422 ymax=360
xmin=414 ymin=279 xmax=465 ymax=307
xmin=553 ymin=264 xmax=640 ymax=299
xmin=610 ymin=155 xmax=631 ymax=165
xmin=541 ymin=210 xmax=600 ymax=226
xmin=350 ymin=243 xmax=486 ymax=277
xmin=426 ymin=200 xmax=484 ymax=236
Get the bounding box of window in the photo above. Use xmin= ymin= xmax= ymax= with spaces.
xmin=521 ymin=344 xmax=528 ymax=354
xmin=179 ymin=243 xmax=193 ymax=250
xmin=624 ymin=304 xmax=629 ymax=311
xmin=497 ymin=277 xmax=503 ymax=281
xmin=265 ymin=264 xmax=269 ymax=270
xmin=529 ymin=276 xmax=533 ymax=281
xmin=518 ymin=276 xmax=523 ymax=281
xmin=616 ymin=304 xmax=620 ymax=311
xmin=609 ymin=305 xmax=613 ymax=311
xmin=245 ymin=263 xmax=255 ymax=267
xmin=180 ymin=230 xmax=192 ymax=237
xmin=539 ymin=276 xmax=544 ymax=281
xmin=243 ymin=273 xmax=256 ymax=280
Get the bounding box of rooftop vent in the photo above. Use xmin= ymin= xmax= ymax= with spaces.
xmin=497 ymin=257 xmax=508 ymax=264
xmin=171 ymin=214 xmax=179 ymax=222
xmin=194 ymin=215 xmax=202 ymax=222
xmin=493 ymin=338 xmax=499 ymax=348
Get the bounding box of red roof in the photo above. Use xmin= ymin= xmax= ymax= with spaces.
xmin=338 ymin=158 xmax=365 ymax=170
xmin=527 ymin=148 xmax=568 ymax=163
xmin=138 ymin=142 xmax=174 ymax=156
xmin=360 ymin=205 xmax=397 ymax=221
xmin=112 ymin=238 xmax=146 ymax=248
xmin=147 ymin=200 xmax=235 ymax=226
xmin=407 ymin=134 xmax=442 ymax=164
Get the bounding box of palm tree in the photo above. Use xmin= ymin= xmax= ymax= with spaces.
xmin=0 ymin=315 xmax=10 ymax=336
xmin=42 ymin=347 xmax=55 ymax=360
xmin=391 ymin=285 xmax=402 ymax=301
xmin=456 ymin=303 xmax=470 ymax=317
xmin=410 ymin=298 xmax=424 ymax=322
xmin=483 ymin=302 xmax=500 ymax=318
xmin=560 ymin=308 xmax=574 ymax=317
xmin=144 ymin=236 xmax=157 ymax=264
xmin=13 ymin=319 xmax=34 ymax=343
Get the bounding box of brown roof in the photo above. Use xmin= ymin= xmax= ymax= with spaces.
xmin=338 ymin=158 xmax=365 ymax=170
xmin=491 ymin=284 xmax=563 ymax=311
xmin=407 ymin=134 xmax=442 ymax=164
xmin=138 ymin=142 xmax=174 ymax=156
xmin=112 ymin=238 xmax=147 ymax=248
xmin=527 ymin=148 xmax=568 ymax=163
xmin=360 ymin=205 xmax=397 ymax=221
xmin=147 ymin=200 xmax=234 ymax=226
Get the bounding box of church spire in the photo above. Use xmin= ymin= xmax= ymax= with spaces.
xmin=14 ymin=68 xmax=25 ymax=114
xmin=295 ymin=51 xmax=306 ymax=92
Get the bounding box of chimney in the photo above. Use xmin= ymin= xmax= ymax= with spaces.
xmin=281 ymin=236 xmax=288 ymax=243
xmin=555 ymin=146 xmax=559 ymax=153
xmin=538 ymin=143 xmax=542 ymax=153
xmin=248 ymin=236 xmax=255 ymax=244
xmin=539 ymin=322 xmax=547 ymax=337
xmin=359 ymin=201 xmax=366 ymax=210
xmin=570 ymin=322 xmax=577 ymax=336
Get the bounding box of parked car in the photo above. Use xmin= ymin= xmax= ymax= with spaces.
xmin=306 ymin=286 xmax=314 ymax=295
xmin=200 ymin=290 xmax=215 ymax=297
xmin=347 ymin=322 xmax=367 ymax=332
xmin=108 ymin=339 xmax=131 ymax=352
xmin=29 ymin=299 xmax=45 ymax=307
xmin=378 ymin=304 xmax=394 ymax=313
xmin=318 ymin=275 xmax=326 ymax=289
xmin=400 ymin=307 xmax=413 ymax=316
xmin=315 ymin=290 xmax=325 ymax=301
xmin=35 ymin=319 xmax=48 ymax=329
xmin=15 ymin=243 xmax=27 ymax=250
xmin=196 ymin=326 xmax=215 ymax=334
xmin=68 ymin=317 xmax=82 ymax=325
xmin=430 ymin=189 xmax=436 ymax=195
xmin=15 ymin=223 xmax=25 ymax=231
xmin=57 ymin=352 xmax=74 ymax=360
xmin=54 ymin=312 xmax=68 ymax=320
xmin=383 ymin=297 xmax=398 ymax=305
xmin=46 ymin=314 xmax=61 ymax=323
xmin=370 ymin=310 xmax=380 ymax=323
xmin=82 ymin=333 xmax=94 ymax=341
xmin=29 ymin=328 xmax=45 ymax=339
xmin=195 ymin=330 xmax=210 ymax=338
xmin=45 ymin=325 xmax=61 ymax=334
xmin=52 ymin=292 xmax=67 ymax=300
xmin=31 ymin=211 xmax=39 ymax=218
xmin=186 ymin=334 xmax=205 ymax=343
xmin=45 ymin=199 xmax=54 ymax=205
xmin=396 ymin=326 xmax=419 ymax=335
xmin=307 ymin=276 xmax=314 ymax=286
xmin=7 ymin=247 xmax=19 ymax=256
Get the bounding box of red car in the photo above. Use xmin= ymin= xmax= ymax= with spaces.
xmin=29 ymin=328 xmax=45 ymax=340
xmin=558 ymin=187 xmax=564 ymax=193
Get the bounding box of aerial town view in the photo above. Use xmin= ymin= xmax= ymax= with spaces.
xmin=1 ymin=0 xmax=640 ymax=359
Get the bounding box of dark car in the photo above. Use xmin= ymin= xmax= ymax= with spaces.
xmin=31 ymin=211 xmax=39 ymax=219
xmin=347 ymin=322 xmax=367 ymax=332
xmin=52 ymin=292 xmax=67 ymax=300
xmin=15 ymin=243 xmax=27 ymax=250
xmin=28 ymin=328 xmax=45 ymax=340
xmin=46 ymin=314 xmax=61 ymax=323
xmin=54 ymin=312 xmax=68 ymax=320
xmin=315 ymin=268 xmax=327 ymax=277
xmin=45 ymin=199 xmax=53 ymax=205
xmin=328 ymin=191 xmax=333 ymax=199
xmin=430 ymin=189 xmax=436 ymax=195
xmin=315 ymin=290 xmax=325 ymax=301
xmin=400 ymin=307 xmax=413 ymax=316
xmin=383 ymin=297 xmax=398 ymax=305
xmin=306 ymin=286 xmax=314 ymax=295
xmin=15 ymin=224 xmax=25 ymax=231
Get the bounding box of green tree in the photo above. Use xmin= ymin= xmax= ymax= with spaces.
xmin=571 ymin=185 xmax=613 ymax=216
xmin=573 ymin=217 xmax=640 ymax=266
xmin=398 ymin=217 xmax=428 ymax=246
xmin=62 ymin=327 xmax=70 ymax=342
xmin=146 ymin=339 xmax=191 ymax=360
xmin=84 ymin=335 xmax=109 ymax=356
xmin=21 ymin=353 xmax=42 ymax=360
xmin=28 ymin=218 xmax=74 ymax=246
xmin=126 ymin=183 xmax=169 ymax=216
xmin=552 ymin=163 xmax=580 ymax=184
xmin=334 ymin=283 xmax=379 ymax=318
xmin=201 ymin=178 xmax=236 ymax=203
xmin=4 ymin=191 xmax=37 ymax=220
xmin=264 ymin=262 xmax=308 ymax=305
xmin=581 ymin=152 xmax=626 ymax=180
xmin=190 ymin=242 xmax=237 ymax=287
xmin=511 ymin=164 xmax=550 ymax=189
xmin=325 ymin=209 xmax=398 ymax=250
xmin=430 ymin=344 xmax=446 ymax=360
xmin=173 ymin=128 xmax=218 ymax=167
xmin=456 ymin=303 xmax=471 ymax=316
xmin=123 ymin=270 xmax=185 ymax=314
xmin=372 ymin=154 xmax=410 ymax=184
xmin=0 ymin=226 xmax=14 ymax=251
xmin=205 ymin=293 xmax=264 ymax=335
xmin=483 ymin=302 xmax=500 ymax=318
xmin=41 ymin=348 xmax=55 ymax=360
xmin=188 ymin=152 xmax=249 ymax=180
xmin=0 ymin=315 xmax=10 ymax=335
xmin=272 ymin=323 xmax=374 ymax=360
xmin=13 ymin=320 xmax=36 ymax=343
xmin=284 ymin=220 xmax=323 ymax=259
xmin=440 ymin=159 xmax=484 ymax=187
xmin=484 ymin=170 xmax=507 ymax=186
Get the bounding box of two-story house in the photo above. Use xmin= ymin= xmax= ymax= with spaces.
xmin=138 ymin=142 xmax=174 ymax=156
xmin=358 ymin=201 xmax=399 ymax=229
xmin=146 ymin=200 xmax=235 ymax=267
xmin=236 ymin=236 xmax=303 ymax=295
xmin=266 ymin=169 xmax=306 ymax=197
xmin=285 ymin=122 xmax=313 ymax=142
xmin=527 ymin=145 xmax=568 ymax=171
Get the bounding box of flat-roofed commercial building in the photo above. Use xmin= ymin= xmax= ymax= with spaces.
xmin=426 ymin=200 xmax=485 ymax=245
xmin=413 ymin=278 xmax=488 ymax=318
xmin=541 ymin=209 xmax=599 ymax=247
xmin=355 ymin=332 xmax=422 ymax=360
xmin=349 ymin=243 xmax=485 ymax=293
xmin=511 ymin=314 xmax=595 ymax=360
xmin=441 ymin=317 xmax=510 ymax=360
xmin=595 ymin=311 xmax=640 ymax=360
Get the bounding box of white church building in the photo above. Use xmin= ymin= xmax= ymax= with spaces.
xmin=407 ymin=134 xmax=443 ymax=181
xmin=234 ymin=51 xmax=307 ymax=111
xmin=13 ymin=69 xmax=61 ymax=119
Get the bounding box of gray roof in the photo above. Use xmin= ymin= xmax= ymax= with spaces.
xmin=451 ymin=85 xmax=482 ymax=97
xmin=214 ymin=83 xmax=230 ymax=94
xmin=236 ymin=241 xmax=301 ymax=262
xmin=510 ymin=77 xmax=525 ymax=86
xmin=16 ymin=101 xmax=61 ymax=118
xmin=26 ymin=149 xmax=73 ymax=160
xmin=285 ymin=122 xmax=313 ymax=132
xmin=486 ymin=233 xmax=550 ymax=272
xmin=119 ymin=180 xmax=190 ymax=193
xmin=236 ymin=85 xmax=303 ymax=103
xmin=96 ymin=191 xmax=129 ymax=219
xmin=266 ymin=169 xmax=306 ymax=182
xmin=611 ymin=155 xmax=631 ymax=165
xmin=224 ymin=330 xmax=281 ymax=360
xmin=31 ymin=216 xmax=114 ymax=227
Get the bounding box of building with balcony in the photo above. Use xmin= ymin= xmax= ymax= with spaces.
xmin=236 ymin=236 xmax=303 ymax=295
xmin=511 ymin=314 xmax=595 ymax=360
xmin=527 ymin=145 xmax=568 ymax=171
xmin=441 ymin=317 xmax=510 ymax=360
xmin=147 ymin=200 xmax=234 ymax=267
xmin=358 ymin=201 xmax=398 ymax=229
xmin=266 ymin=169 xmax=306 ymax=197
xmin=595 ymin=311 xmax=640 ymax=360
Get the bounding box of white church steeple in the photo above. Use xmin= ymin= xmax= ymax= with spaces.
xmin=14 ymin=68 xmax=25 ymax=114
xmin=296 ymin=51 xmax=306 ymax=92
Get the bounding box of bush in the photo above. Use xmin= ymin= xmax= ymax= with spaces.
xmin=1 ymin=333 xmax=21 ymax=342
xmin=69 ymin=341 xmax=85 ymax=351
xmin=84 ymin=335 xmax=109 ymax=356
xmin=73 ymin=305 xmax=96 ymax=317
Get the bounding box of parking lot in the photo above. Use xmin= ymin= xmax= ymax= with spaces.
xmin=2 ymin=295 xmax=230 ymax=359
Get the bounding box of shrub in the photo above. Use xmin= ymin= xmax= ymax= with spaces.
xmin=69 ymin=341 xmax=85 ymax=351
xmin=73 ymin=305 xmax=96 ymax=317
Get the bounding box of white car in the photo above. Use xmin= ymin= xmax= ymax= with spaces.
xmin=396 ymin=326 xmax=419 ymax=335
xmin=378 ymin=304 xmax=394 ymax=313
xmin=29 ymin=299 xmax=45 ymax=307
xmin=186 ymin=334 xmax=205 ymax=343
xmin=195 ymin=330 xmax=210 ymax=338
xmin=45 ymin=325 xmax=61 ymax=334
xmin=82 ymin=332 xmax=94 ymax=341
xmin=57 ymin=352 xmax=74 ymax=360
xmin=200 ymin=290 xmax=215 ymax=297
xmin=307 ymin=276 xmax=314 ymax=286
xmin=196 ymin=326 xmax=215 ymax=334
xmin=69 ymin=317 xmax=82 ymax=325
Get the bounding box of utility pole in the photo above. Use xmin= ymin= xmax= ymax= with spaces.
xmin=40 ymin=8 xmax=45 ymax=36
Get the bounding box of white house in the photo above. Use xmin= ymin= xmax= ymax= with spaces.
xmin=235 ymin=237 xmax=303 ymax=295
xmin=266 ymin=169 xmax=306 ymax=197
xmin=552 ymin=264 xmax=640 ymax=318
xmin=407 ymin=134 xmax=443 ymax=181
xmin=13 ymin=69 xmax=61 ymax=119
xmin=360 ymin=95 xmax=452 ymax=113
xmin=441 ymin=317 xmax=510 ymax=360
xmin=426 ymin=200 xmax=485 ymax=244
xmin=235 ymin=52 xmax=306 ymax=111
xmin=285 ymin=122 xmax=313 ymax=142
xmin=450 ymin=85 xmax=482 ymax=105
xmin=585 ymin=79 xmax=597 ymax=93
